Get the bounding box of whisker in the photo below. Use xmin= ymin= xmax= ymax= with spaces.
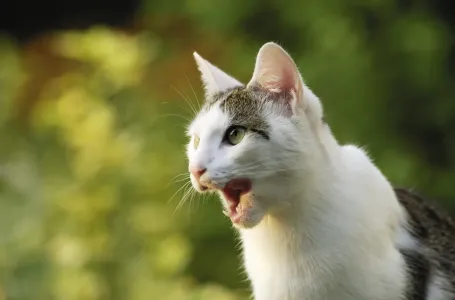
xmin=176 ymin=183 xmax=196 ymax=213
xmin=157 ymin=113 xmax=192 ymax=122
xmin=189 ymin=188 xmax=198 ymax=213
xmin=170 ymin=85 xmax=198 ymax=118
xmin=160 ymin=98 xmax=194 ymax=119
xmin=173 ymin=185 xmax=191 ymax=214
xmin=174 ymin=176 xmax=191 ymax=183
xmin=166 ymin=173 xmax=190 ymax=188
xmin=168 ymin=180 xmax=192 ymax=205
xmin=185 ymin=74 xmax=202 ymax=111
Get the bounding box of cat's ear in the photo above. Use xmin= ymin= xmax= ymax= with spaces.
xmin=193 ymin=52 xmax=243 ymax=98
xmin=247 ymin=42 xmax=305 ymax=113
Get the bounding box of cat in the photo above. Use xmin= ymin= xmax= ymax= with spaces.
xmin=185 ymin=42 xmax=455 ymax=300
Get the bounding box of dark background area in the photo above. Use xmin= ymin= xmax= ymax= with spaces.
xmin=0 ymin=0 xmax=140 ymax=42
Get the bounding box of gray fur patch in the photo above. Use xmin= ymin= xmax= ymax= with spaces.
xmin=203 ymin=86 xmax=293 ymax=139
xmin=202 ymin=87 xmax=271 ymax=139
xmin=220 ymin=88 xmax=269 ymax=134
xmin=395 ymin=188 xmax=455 ymax=299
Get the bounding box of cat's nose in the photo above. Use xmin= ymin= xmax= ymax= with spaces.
xmin=189 ymin=166 xmax=207 ymax=180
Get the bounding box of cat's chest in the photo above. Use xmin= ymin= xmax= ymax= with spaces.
xmin=242 ymin=240 xmax=300 ymax=276
xmin=240 ymin=231 xmax=319 ymax=299
xmin=239 ymin=229 xmax=368 ymax=300
xmin=243 ymin=252 xmax=339 ymax=300
xmin=242 ymin=249 xmax=363 ymax=300
xmin=243 ymin=256 xmax=308 ymax=300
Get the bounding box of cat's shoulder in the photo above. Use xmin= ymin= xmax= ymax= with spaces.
xmin=394 ymin=188 xmax=455 ymax=260
xmin=395 ymin=188 xmax=455 ymax=298
xmin=339 ymin=144 xmax=374 ymax=167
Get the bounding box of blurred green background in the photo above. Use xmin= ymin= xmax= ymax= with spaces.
xmin=1 ymin=0 xmax=455 ymax=299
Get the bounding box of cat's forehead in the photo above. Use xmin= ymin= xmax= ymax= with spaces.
xmin=203 ymin=87 xmax=270 ymax=133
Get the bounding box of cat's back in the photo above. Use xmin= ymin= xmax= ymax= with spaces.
xmin=395 ymin=188 xmax=455 ymax=300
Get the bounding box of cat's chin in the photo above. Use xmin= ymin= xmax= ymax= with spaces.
xmin=227 ymin=196 xmax=264 ymax=229
xmin=221 ymin=195 xmax=264 ymax=229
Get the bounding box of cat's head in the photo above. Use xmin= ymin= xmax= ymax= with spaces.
xmin=186 ymin=42 xmax=328 ymax=229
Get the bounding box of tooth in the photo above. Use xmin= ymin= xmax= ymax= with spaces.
xmin=223 ymin=210 xmax=229 ymax=217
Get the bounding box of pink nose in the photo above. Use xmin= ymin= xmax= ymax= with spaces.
xmin=189 ymin=166 xmax=206 ymax=180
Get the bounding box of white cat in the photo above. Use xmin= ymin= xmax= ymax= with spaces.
xmin=185 ymin=42 xmax=455 ymax=300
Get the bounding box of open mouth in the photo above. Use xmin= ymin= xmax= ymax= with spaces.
xmin=222 ymin=178 xmax=252 ymax=223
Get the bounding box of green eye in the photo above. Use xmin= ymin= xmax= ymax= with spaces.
xmin=225 ymin=126 xmax=246 ymax=145
xmin=193 ymin=135 xmax=200 ymax=149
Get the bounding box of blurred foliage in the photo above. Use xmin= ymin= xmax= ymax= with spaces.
xmin=0 ymin=27 xmax=245 ymax=300
xmin=1 ymin=0 xmax=455 ymax=299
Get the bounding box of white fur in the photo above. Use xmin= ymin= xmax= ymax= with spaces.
xmin=427 ymin=274 xmax=452 ymax=300
xmin=186 ymin=43 xmax=431 ymax=299
xmin=193 ymin=52 xmax=243 ymax=98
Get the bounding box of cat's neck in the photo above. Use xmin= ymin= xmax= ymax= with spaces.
xmin=239 ymin=170 xmax=350 ymax=300
xmin=238 ymin=137 xmax=396 ymax=257
xmin=240 ymin=159 xmax=345 ymax=253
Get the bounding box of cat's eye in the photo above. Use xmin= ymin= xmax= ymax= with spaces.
xmin=225 ymin=126 xmax=246 ymax=145
xmin=193 ymin=135 xmax=200 ymax=149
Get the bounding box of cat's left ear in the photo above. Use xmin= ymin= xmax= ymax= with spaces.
xmin=193 ymin=52 xmax=243 ymax=98
xmin=247 ymin=42 xmax=306 ymax=115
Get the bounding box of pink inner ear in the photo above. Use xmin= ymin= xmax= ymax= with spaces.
xmin=250 ymin=43 xmax=301 ymax=95
xmin=261 ymin=66 xmax=296 ymax=92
